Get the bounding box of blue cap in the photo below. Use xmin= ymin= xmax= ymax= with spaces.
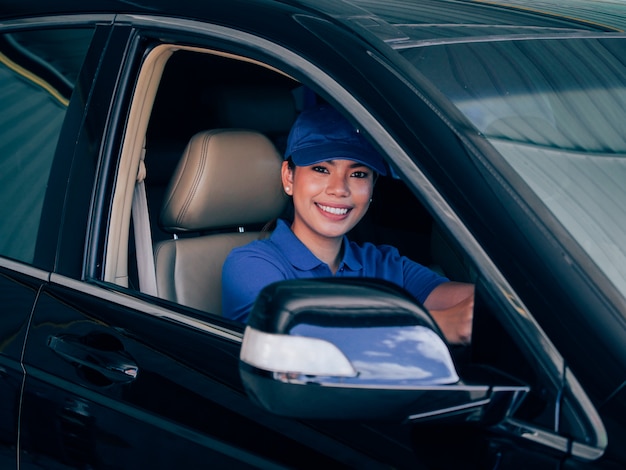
xmin=285 ymin=105 xmax=387 ymax=176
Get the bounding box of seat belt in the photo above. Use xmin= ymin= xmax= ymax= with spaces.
xmin=131 ymin=144 xmax=158 ymax=296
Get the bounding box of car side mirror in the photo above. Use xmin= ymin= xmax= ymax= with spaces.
xmin=239 ymin=278 xmax=528 ymax=423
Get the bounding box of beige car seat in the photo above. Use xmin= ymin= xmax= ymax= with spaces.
xmin=155 ymin=128 xmax=288 ymax=314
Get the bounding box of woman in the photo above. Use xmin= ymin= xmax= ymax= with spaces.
xmin=222 ymin=104 xmax=473 ymax=344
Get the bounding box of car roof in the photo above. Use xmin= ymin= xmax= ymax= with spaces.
xmin=1 ymin=0 xmax=625 ymax=34
xmin=464 ymin=0 xmax=626 ymax=32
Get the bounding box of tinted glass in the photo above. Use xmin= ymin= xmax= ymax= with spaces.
xmin=0 ymin=28 xmax=93 ymax=264
xmin=402 ymin=37 xmax=626 ymax=300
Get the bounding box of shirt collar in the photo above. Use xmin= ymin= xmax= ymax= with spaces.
xmin=271 ymin=219 xmax=362 ymax=272
xmin=271 ymin=219 xmax=322 ymax=270
xmin=341 ymin=239 xmax=362 ymax=272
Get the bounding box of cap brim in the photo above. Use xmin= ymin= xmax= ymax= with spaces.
xmin=290 ymin=143 xmax=387 ymax=176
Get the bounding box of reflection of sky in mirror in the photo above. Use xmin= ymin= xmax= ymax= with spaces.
xmin=290 ymin=324 xmax=458 ymax=384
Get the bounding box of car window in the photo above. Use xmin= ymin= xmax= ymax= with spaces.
xmin=0 ymin=28 xmax=93 ymax=265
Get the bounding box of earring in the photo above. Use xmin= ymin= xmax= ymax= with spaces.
xmin=369 ymin=198 xmax=373 ymax=203
xmin=285 ymin=187 xmax=290 ymax=192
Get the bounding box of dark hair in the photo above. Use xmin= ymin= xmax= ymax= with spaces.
xmin=261 ymin=158 xmax=295 ymax=233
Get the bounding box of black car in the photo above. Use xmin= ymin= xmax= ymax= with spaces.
xmin=1 ymin=0 xmax=626 ymax=468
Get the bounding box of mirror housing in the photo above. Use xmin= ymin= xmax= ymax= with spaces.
xmin=239 ymin=278 xmax=528 ymax=423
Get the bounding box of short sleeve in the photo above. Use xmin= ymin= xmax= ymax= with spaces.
xmin=359 ymin=243 xmax=448 ymax=304
xmin=401 ymin=256 xmax=449 ymax=304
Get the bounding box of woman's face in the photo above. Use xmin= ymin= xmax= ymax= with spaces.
xmin=282 ymin=158 xmax=375 ymax=246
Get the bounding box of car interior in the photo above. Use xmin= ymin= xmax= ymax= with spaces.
xmin=129 ymin=48 xmax=474 ymax=311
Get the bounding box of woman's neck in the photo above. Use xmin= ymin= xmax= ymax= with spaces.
xmin=311 ymin=239 xmax=343 ymax=274
xmin=291 ymin=223 xmax=344 ymax=274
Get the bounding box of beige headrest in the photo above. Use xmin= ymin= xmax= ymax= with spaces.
xmin=160 ymin=129 xmax=287 ymax=233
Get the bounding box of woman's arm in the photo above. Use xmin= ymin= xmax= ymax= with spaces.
xmin=423 ymin=281 xmax=475 ymax=345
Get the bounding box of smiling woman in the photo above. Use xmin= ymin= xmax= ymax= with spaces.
xmin=282 ymin=106 xmax=382 ymax=266
xmin=222 ymin=103 xmax=475 ymax=345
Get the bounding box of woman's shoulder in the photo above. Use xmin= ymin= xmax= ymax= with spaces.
xmin=222 ymin=237 xmax=288 ymax=283
xmin=226 ymin=236 xmax=279 ymax=261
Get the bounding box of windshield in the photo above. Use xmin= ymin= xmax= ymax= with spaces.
xmin=400 ymin=36 xmax=626 ymax=298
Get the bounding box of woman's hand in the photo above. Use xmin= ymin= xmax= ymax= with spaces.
xmin=424 ymin=282 xmax=475 ymax=345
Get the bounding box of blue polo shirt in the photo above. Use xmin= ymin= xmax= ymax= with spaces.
xmin=222 ymin=219 xmax=448 ymax=322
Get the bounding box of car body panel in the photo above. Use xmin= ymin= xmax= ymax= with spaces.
xmin=0 ymin=260 xmax=46 ymax=468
